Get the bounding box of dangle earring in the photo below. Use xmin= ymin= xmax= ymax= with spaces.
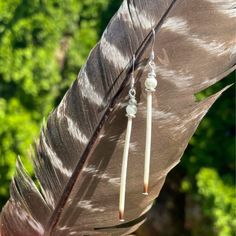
xmin=119 ymin=55 xmax=137 ymax=222
xmin=143 ymin=29 xmax=158 ymax=195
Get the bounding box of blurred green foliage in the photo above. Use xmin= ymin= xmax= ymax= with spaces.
xmin=0 ymin=0 xmax=111 ymax=208
xmin=180 ymin=72 xmax=235 ymax=236
xmin=0 ymin=1 xmax=235 ymax=235
xmin=197 ymin=168 xmax=236 ymax=236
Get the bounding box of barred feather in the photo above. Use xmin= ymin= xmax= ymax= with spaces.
xmin=1 ymin=0 xmax=235 ymax=235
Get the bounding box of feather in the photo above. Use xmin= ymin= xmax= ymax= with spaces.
xmin=1 ymin=0 xmax=235 ymax=235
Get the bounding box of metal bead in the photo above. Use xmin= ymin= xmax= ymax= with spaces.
xmin=148 ymin=70 xmax=156 ymax=78
xmin=129 ymin=97 xmax=137 ymax=105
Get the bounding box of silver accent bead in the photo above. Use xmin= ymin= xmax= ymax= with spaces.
xmin=148 ymin=70 xmax=156 ymax=78
xmin=129 ymin=97 xmax=137 ymax=105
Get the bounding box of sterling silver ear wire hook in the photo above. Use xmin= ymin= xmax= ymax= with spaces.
xmin=151 ymin=28 xmax=156 ymax=56
xmin=143 ymin=29 xmax=158 ymax=195
xmin=119 ymin=55 xmax=137 ymax=221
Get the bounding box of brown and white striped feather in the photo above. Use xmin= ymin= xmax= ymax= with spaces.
xmin=0 ymin=0 xmax=235 ymax=235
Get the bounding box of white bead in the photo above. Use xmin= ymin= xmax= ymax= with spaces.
xmin=145 ymin=77 xmax=157 ymax=90
xmin=126 ymin=104 xmax=137 ymax=117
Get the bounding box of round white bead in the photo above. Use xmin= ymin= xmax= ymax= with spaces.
xmin=126 ymin=104 xmax=137 ymax=117
xmin=145 ymin=77 xmax=157 ymax=90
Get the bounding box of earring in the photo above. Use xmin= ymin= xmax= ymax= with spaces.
xmin=119 ymin=55 xmax=137 ymax=222
xmin=143 ymin=29 xmax=158 ymax=195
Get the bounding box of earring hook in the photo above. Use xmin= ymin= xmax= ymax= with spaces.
xmin=131 ymin=54 xmax=136 ymax=89
xmin=151 ymin=28 xmax=156 ymax=61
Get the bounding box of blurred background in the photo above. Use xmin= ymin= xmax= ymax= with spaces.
xmin=0 ymin=1 xmax=235 ymax=235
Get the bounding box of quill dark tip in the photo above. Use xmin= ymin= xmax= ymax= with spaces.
xmin=119 ymin=211 xmax=125 ymax=222
xmin=143 ymin=184 xmax=149 ymax=195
